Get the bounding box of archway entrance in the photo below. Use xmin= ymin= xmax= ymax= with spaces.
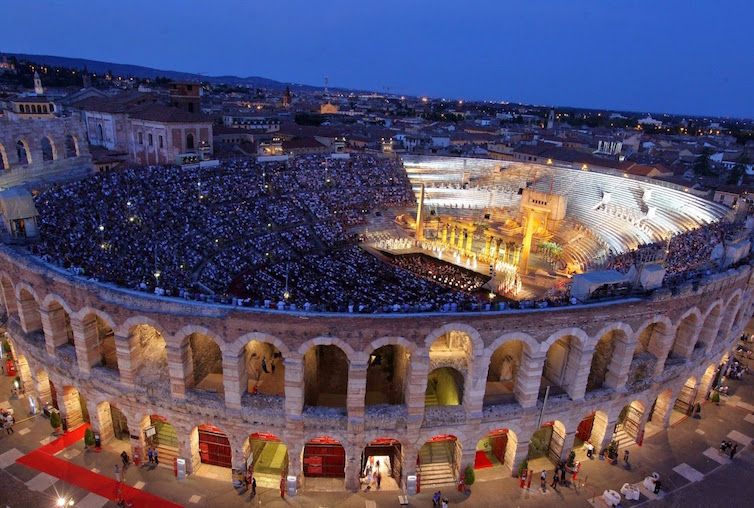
xmin=616 ymin=401 xmax=644 ymax=446
xmin=144 ymin=415 xmax=178 ymax=469
xmin=188 ymin=333 xmax=224 ymax=396
xmin=575 ymin=410 xmax=611 ymax=455
xmin=361 ymin=438 xmax=402 ymax=491
xmin=541 ymin=338 xmax=573 ymax=396
xmin=672 ymin=376 xmax=698 ymax=423
xmin=108 ymin=403 xmax=129 ymax=442
xmin=248 ymin=433 xmax=288 ymax=488
xmin=484 ymin=341 xmax=523 ymax=406
xmin=61 ymin=386 xmax=89 ymax=430
xmin=474 ymin=429 xmax=512 ymax=479
xmin=418 ymin=435 xmax=458 ymax=489
xmin=197 ymin=424 xmax=232 ymax=468
xmin=528 ymin=421 xmax=566 ymax=466
xmin=303 ymin=436 xmax=345 ymax=479
xmin=365 ymin=345 xmax=409 ymax=406
xmin=425 ymin=367 xmax=463 ymax=406
xmin=304 ymin=345 xmax=348 ymax=408
xmin=244 ymin=340 xmax=284 ymax=397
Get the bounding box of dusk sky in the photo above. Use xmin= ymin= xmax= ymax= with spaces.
xmin=4 ymin=1 xmax=754 ymax=118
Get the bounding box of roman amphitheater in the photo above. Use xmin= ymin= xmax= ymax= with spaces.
xmin=2 ymin=154 xmax=753 ymax=494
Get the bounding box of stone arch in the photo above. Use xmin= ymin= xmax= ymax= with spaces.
xmin=15 ymin=283 xmax=42 ymax=334
xmin=117 ymin=316 xmax=170 ymax=342
xmin=300 ymin=435 xmax=347 ymax=482
xmin=616 ymin=400 xmax=646 ymax=442
xmin=302 ymin=342 xmax=349 ymax=408
xmin=540 ymin=329 xmax=589 ymax=398
xmin=179 ymin=329 xmax=225 ymax=398
xmin=630 ymin=316 xmax=672 ymax=384
xmin=186 ymin=132 xmax=195 ymax=150
xmin=528 ymin=420 xmax=567 ymax=466
xmin=365 ymin=336 xmax=418 ymax=357
xmin=426 ymin=366 xmax=464 ymax=406
xmin=365 ymin=341 xmax=411 ymax=406
xmin=122 ymin=321 xmax=169 ymax=391
xmin=229 ymin=331 xmax=291 ymax=358
xmin=699 ymin=300 xmax=724 ymax=351
xmin=65 ymin=134 xmax=79 ymax=157
xmin=236 ymin=332 xmax=286 ymax=398
xmin=40 ymin=295 xmax=75 ymax=358
xmin=0 ymin=274 xmax=17 ymax=316
xmin=587 ymin=325 xmax=631 ymax=392
xmin=0 ymin=143 xmax=8 ymax=170
xmin=76 ymin=309 xmax=119 ymax=372
xmin=189 ymin=423 xmax=233 ymax=470
xmin=16 ymin=140 xmax=30 ymax=165
xmin=671 ymin=374 xmax=700 ymax=419
xmin=649 ymin=387 xmax=676 ymax=428
xmin=484 ymin=335 xmax=533 ymax=407
xmin=541 ymin=327 xmax=589 ymax=352
xmin=296 ymin=336 xmax=358 ymax=365
xmin=474 ymin=427 xmax=519 ymax=477
xmin=668 ymin=308 xmax=702 ymax=362
xmin=718 ymin=291 xmax=743 ymax=344
xmin=41 ymin=136 xmax=56 ymax=161
xmin=60 ymin=385 xmax=89 ymax=429
xmin=424 ymin=323 xmax=484 ymax=356
xmin=245 ymin=432 xmax=290 ymax=483
xmin=699 ymin=363 xmax=718 ymax=397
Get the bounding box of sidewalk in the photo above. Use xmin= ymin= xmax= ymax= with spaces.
xmin=1 ymin=350 xmax=754 ymax=507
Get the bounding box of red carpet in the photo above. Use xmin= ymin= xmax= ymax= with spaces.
xmin=17 ymin=425 xmax=183 ymax=508
xmin=474 ymin=450 xmax=493 ymax=469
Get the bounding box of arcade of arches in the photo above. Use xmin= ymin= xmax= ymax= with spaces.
xmin=1 ymin=265 xmax=752 ymax=492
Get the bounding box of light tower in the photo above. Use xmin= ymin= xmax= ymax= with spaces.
xmin=415 ymin=183 xmax=426 ymax=241
xmin=324 ymin=75 xmax=329 ymax=95
xmin=34 ymin=71 xmax=44 ymax=95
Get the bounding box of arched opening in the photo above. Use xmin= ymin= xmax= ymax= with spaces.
xmin=528 ymin=421 xmax=567 ymax=467
xmin=18 ymin=289 xmax=42 ymax=335
xmin=587 ymin=330 xmax=624 ymax=392
xmin=361 ymin=438 xmax=403 ymax=491
xmin=45 ymin=301 xmax=76 ymax=361
xmin=0 ymin=277 xmax=15 ymax=317
xmin=647 ymin=388 xmax=674 ymax=432
xmin=16 ymin=140 xmax=30 ymax=165
xmin=193 ymin=424 xmax=232 ymax=471
xmin=15 ymin=355 xmax=32 ymax=395
xmin=426 ymin=367 xmax=463 ymax=406
xmin=130 ymin=324 xmax=168 ymax=390
xmin=718 ymin=295 xmax=741 ymax=344
xmin=475 ymin=429 xmax=517 ymax=479
xmin=699 ymin=363 xmax=718 ymax=398
xmin=302 ymin=436 xmax=345 ymax=481
xmin=668 ymin=313 xmax=699 ymax=363
xmin=186 ymin=132 xmax=195 ymax=150
xmin=243 ymin=339 xmax=284 ymax=398
xmin=98 ymin=124 xmax=104 ymax=142
xmin=247 ymin=433 xmax=288 ymax=488
xmin=0 ymin=143 xmax=7 ymax=170
xmin=418 ymin=435 xmax=459 ymax=488
xmin=615 ymin=401 xmax=645 ymax=444
xmin=96 ymin=402 xmax=130 ymax=444
xmin=303 ymin=345 xmax=348 ymax=408
xmin=89 ymin=315 xmax=118 ymax=372
xmin=61 ymin=386 xmax=89 ymax=430
xmin=35 ymin=369 xmax=53 ymax=407
xmin=699 ymin=303 xmax=723 ymax=351
xmin=144 ymin=415 xmax=178 ymax=468
xmin=575 ymin=410 xmax=611 ymax=455
xmin=365 ymin=345 xmax=409 ymax=406
xmin=672 ymin=376 xmax=698 ymax=424
xmin=484 ymin=340 xmax=523 ymax=406
xmin=630 ymin=321 xmax=669 ymax=385
xmin=541 ymin=336 xmax=576 ymax=396
xmin=41 ymin=136 xmax=55 ymax=161
xmin=65 ymin=135 xmax=78 ymax=157
xmin=187 ymin=332 xmax=224 ymax=396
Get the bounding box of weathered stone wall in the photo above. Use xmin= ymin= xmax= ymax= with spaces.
xmin=189 ymin=333 xmax=222 ymax=383
xmin=0 ymin=116 xmax=93 ymax=188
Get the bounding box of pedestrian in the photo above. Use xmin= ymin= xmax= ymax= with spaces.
xmin=147 ymin=448 xmax=154 ymax=463
xmin=433 ymin=490 xmax=441 ymax=507
xmin=115 ymin=464 xmax=121 ymax=483
xmin=121 ymin=450 xmax=129 ymax=467
xmin=720 ymin=440 xmax=728 ymax=453
xmin=251 ymin=476 xmax=256 ymax=495
xmin=271 ymin=360 xmax=276 ymax=374
xmin=653 ymin=479 xmax=662 ymax=494
xmin=376 ymin=471 xmax=382 ymax=489
xmin=540 ymin=470 xmax=546 ymax=490
xmin=623 ymin=450 xmax=630 ymax=463
xmin=442 ymin=498 xmax=448 ymax=508
xmin=730 ymin=444 xmax=738 ymax=459
xmin=4 ymin=414 xmax=13 ymax=435
xmin=560 ymin=465 xmax=566 ymax=483
xmin=262 ymin=357 xmax=268 ymax=373
xmin=550 ymin=469 xmax=559 ymax=489
xmin=153 ymin=449 xmax=159 ymax=465
xmin=243 ymin=472 xmax=248 ymax=490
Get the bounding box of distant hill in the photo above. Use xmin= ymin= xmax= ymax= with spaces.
xmin=8 ymin=53 xmax=329 ymax=91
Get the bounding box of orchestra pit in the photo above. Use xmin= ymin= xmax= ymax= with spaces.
xmin=2 ymin=153 xmax=752 ymax=493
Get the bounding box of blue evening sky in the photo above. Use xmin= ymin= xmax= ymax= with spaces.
xmin=3 ymin=0 xmax=753 ymax=118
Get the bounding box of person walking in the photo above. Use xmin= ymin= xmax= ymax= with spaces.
xmin=121 ymin=451 xmax=129 ymax=467
xmin=540 ymin=470 xmax=547 ymax=490
xmin=147 ymin=448 xmax=154 ymax=464
xmin=623 ymin=450 xmax=630 ymax=464
xmin=115 ymin=464 xmax=121 ymax=483
xmin=251 ymin=476 xmax=257 ymax=496
xmin=550 ymin=469 xmax=559 ymax=490
xmin=153 ymin=449 xmax=159 ymax=465
xmin=4 ymin=413 xmax=13 ymax=434
xmin=433 ymin=491 xmax=442 ymax=507
xmin=271 ymin=360 xmax=276 ymax=374
xmin=262 ymin=357 xmax=269 ymax=374
xmin=730 ymin=444 xmax=738 ymax=459
xmin=560 ymin=464 xmax=566 ymax=483
xmin=376 ymin=471 xmax=382 ymax=490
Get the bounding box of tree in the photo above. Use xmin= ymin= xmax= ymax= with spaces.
xmin=692 ymin=148 xmax=715 ymax=176
xmin=85 ymin=427 xmax=96 ymax=447
xmin=50 ymin=411 xmax=62 ymax=431
xmin=463 ymin=464 xmax=475 ymax=485
xmin=728 ymin=153 xmax=750 ymax=185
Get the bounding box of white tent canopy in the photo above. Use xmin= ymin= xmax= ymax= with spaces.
xmin=0 ymin=187 xmax=39 ymax=238
xmin=571 ymin=270 xmax=629 ymax=301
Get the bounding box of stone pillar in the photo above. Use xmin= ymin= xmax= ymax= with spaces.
xmin=166 ymin=343 xmax=191 ymax=400
xmin=463 ymin=355 xmax=486 ymax=420
xmin=604 ymin=339 xmax=635 ymax=391
xmin=591 ymin=412 xmax=616 ymax=451
xmin=442 ymin=225 xmax=448 ymax=244
xmin=651 ymin=393 xmax=674 ymax=429
xmin=459 ymin=436 xmax=477 ymax=476
xmin=465 ymin=229 xmax=474 ymax=252
xmin=284 ymin=357 xmax=304 ymax=420
xmin=114 ymin=332 xmax=138 ymax=388
xmin=563 ymin=345 xmax=594 ymax=401
xmin=560 ymin=430 xmax=578 ymax=461
xmin=288 ymin=443 xmax=303 ymax=489
xmin=1 ymin=284 xmax=16 ymax=316
xmin=512 ymin=438 xmax=530 ymax=475
xmin=181 ymin=426 xmax=199 ymax=475
xmin=514 ymin=352 xmax=545 ymax=409
xmin=502 ymin=432 xmax=519 ymax=476
xmin=90 ymin=400 xmax=115 ymax=445
xmin=55 ymin=388 xmax=70 ymax=427
xmin=17 ymin=296 xmax=42 ymax=334
xmin=484 ymin=236 xmax=492 ymax=256
xmin=33 ymin=371 xmax=52 ymax=405
xmin=129 ymin=415 xmax=149 ymax=464
xmin=450 ymin=227 xmax=456 ymax=248
xmin=222 ymin=351 xmax=245 ymax=410
xmin=673 ymin=323 xmax=702 ymax=360
xmin=649 ymin=327 xmax=675 ymax=378
xmin=347 ymin=362 xmax=368 ymax=423
xmin=39 ymin=307 xmax=68 ymax=357
xmin=344 ymin=444 xmax=361 ymax=491
xmin=71 ymin=314 xmax=100 ymax=374
xmin=405 ymin=354 xmax=430 ymax=424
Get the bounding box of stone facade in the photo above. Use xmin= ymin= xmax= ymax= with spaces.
xmin=1 ymin=242 xmax=752 ymax=493
xmin=0 ymin=116 xmax=93 ymax=187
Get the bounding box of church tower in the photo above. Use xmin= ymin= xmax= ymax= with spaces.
xmin=547 ymin=109 xmax=554 ymax=130
xmin=34 ymin=71 xmax=44 ymax=95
